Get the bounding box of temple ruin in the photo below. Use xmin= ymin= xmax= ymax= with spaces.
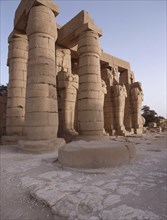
xmin=1 ymin=0 xmax=144 ymax=160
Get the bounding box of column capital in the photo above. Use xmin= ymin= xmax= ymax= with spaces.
xmin=8 ymin=30 xmax=28 ymax=43
xmin=14 ymin=0 xmax=59 ymax=32
xmin=77 ymin=30 xmax=102 ymax=56
xmin=26 ymin=5 xmax=57 ymax=39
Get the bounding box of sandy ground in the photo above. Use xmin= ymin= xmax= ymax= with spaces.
xmin=0 ymin=132 xmax=167 ymax=220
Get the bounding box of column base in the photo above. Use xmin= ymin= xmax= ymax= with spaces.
xmin=116 ymin=129 xmax=126 ymax=136
xmin=1 ymin=135 xmax=25 ymax=145
xmin=58 ymin=140 xmax=136 ymax=169
xmin=134 ymin=128 xmax=143 ymax=135
xmin=18 ymin=138 xmax=65 ymax=153
xmin=125 ymin=129 xmax=134 ymax=136
xmin=79 ymin=130 xmax=104 ymax=136
xmin=60 ymin=129 xmax=79 ymax=143
xmin=74 ymin=135 xmax=110 ymax=142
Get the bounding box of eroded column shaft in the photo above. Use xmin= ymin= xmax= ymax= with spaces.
xmin=77 ymin=31 xmax=104 ymax=135
xmin=24 ymin=5 xmax=58 ymax=140
xmin=6 ymin=35 xmax=28 ymax=136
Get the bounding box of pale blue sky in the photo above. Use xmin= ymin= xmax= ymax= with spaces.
xmin=0 ymin=0 xmax=166 ymax=117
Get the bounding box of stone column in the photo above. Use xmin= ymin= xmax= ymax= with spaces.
xmin=113 ymin=84 xmax=127 ymax=135
xmin=77 ymin=30 xmax=103 ymax=136
xmin=21 ymin=5 xmax=62 ymax=150
xmin=2 ymin=33 xmax=28 ymax=144
xmin=131 ymin=82 xmax=144 ymax=134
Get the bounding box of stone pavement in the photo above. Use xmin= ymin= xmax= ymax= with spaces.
xmin=1 ymin=133 xmax=167 ymax=220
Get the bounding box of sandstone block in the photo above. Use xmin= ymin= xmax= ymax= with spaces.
xmin=25 ymin=112 xmax=49 ymax=126
xmin=78 ymin=65 xmax=100 ymax=76
xmin=79 ymin=74 xmax=100 ymax=83
xmin=24 ymin=126 xmax=58 ymax=140
xmin=61 ymin=101 xmax=75 ymax=110
xmin=29 ymin=47 xmax=55 ymax=60
xmin=79 ymin=121 xmax=103 ymax=131
xmin=79 ymin=54 xmax=100 ymax=66
xmin=48 ymin=113 xmax=59 ymax=126
xmin=8 ymin=49 xmax=28 ymax=60
xmin=29 ymin=34 xmax=55 ymax=51
xmin=6 ymin=126 xmax=23 ymax=136
xmin=6 ymin=116 xmax=24 ymax=126
xmin=7 ymin=97 xmax=25 ymax=108
xmin=8 ymin=80 xmax=26 ymax=89
xmin=9 ymin=70 xmax=26 ymax=81
xmin=27 ymin=75 xmax=56 ymax=85
xmin=58 ymin=140 xmax=136 ymax=168
xmin=26 ymin=84 xmax=49 ymax=98
xmin=78 ymin=99 xmax=102 ymax=111
xmin=26 ymin=97 xmax=57 ymax=112
xmin=7 ymin=107 xmax=24 ymax=117
xmin=8 ymin=87 xmax=25 ymax=98
xmin=78 ymin=111 xmax=103 ymax=122
xmin=49 ymin=85 xmax=57 ymax=99
xmin=78 ymin=90 xmax=99 ymax=99
xmin=9 ymin=59 xmax=27 ymax=71
xmin=19 ymin=138 xmax=65 ymax=153
xmin=79 ymin=82 xmax=102 ymax=92
xmin=27 ymin=6 xmax=57 ymax=39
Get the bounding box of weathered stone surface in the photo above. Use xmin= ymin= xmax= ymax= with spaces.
xmin=14 ymin=0 xmax=59 ymax=32
xmin=6 ymin=32 xmax=28 ymax=138
xmin=77 ymin=31 xmax=104 ymax=136
xmin=58 ymin=140 xmax=136 ymax=168
xmin=3 ymin=0 xmax=145 ymax=152
xmin=57 ymin=48 xmax=79 ymax=138
xmin=19 ymin=138 xmax=65 ymax=152
xmin=1 ymin=133 xmax=166 ymax=220
xmin=23 ymin=5 xmax=59 ymax=144
xmin=131 ymin=82 xmax=144 ymax=134
xmin=58 ymin=10 xmax=102 ymax=48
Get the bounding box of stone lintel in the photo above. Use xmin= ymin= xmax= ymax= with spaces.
xmin=14 ymin=0 xmax=59 ymax=32
xmin=101 ymin=52 xmax=131 ymax=71
xmin=57 ymin=10 xmax=102 ymax=48
xmin=70 ymin=46 xmax=131 ymax=71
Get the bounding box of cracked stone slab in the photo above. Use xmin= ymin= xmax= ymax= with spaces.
xmin=17 ymin=133 xmax=167 ymax=220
